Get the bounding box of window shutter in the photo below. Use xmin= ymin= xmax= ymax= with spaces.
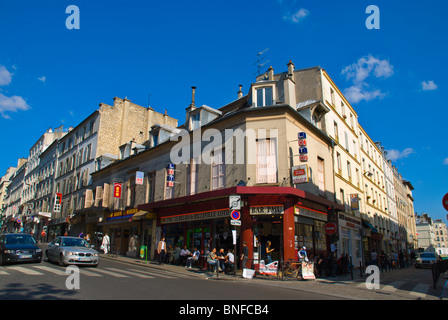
xmin=84 ymin=189 xmax=93 ymax=208
xmin=102 ymin=183 xmax=110 ymax=208
xmin=94 ymin=186 xmax=103 ymax=206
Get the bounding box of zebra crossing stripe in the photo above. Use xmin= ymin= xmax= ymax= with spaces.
xmin=33 ymin=265 xmax=67 ymax=276
xmin=128 ymin=268 xmax=176 ymax=279
xmin=382 ymin=281 xmax=405 ymax=292
xmin=0 ymin=270 xmax=8 ymax=275
xmin=79 ymin=268 xmax=103 ymax=277
xmin=409 ymin=283 xmax=428 ymax=298
xmin=7 ymin=266 xmax=44 ymax=275
xmin=105 ymin=268 xmax=155 ymax=278
xmin=90 ymin=268 xmax=129 ymax=278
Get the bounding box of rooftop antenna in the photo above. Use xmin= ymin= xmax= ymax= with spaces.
xmin=254 ymin=48 xmax=270 ymax=76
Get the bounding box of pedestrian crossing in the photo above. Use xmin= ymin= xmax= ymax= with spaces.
xmin=356 ymin=279 xmax=432 ymax=299
xmin=0 ymin=263 xmax=185 ymax=280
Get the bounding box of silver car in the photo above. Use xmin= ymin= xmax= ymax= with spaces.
xmin=45 ymin=236 xmax=99 ymax=267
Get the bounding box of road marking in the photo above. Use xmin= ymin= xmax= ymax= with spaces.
xmin=33 ymin=265 xmax=67 ymax=276
xmin=128 ymin=268 xmax=176 ymax=279
xmin=382 ymin=281 xmax=405 ymax=292
xmin=0 ymin=270 xmax=9 ymax=275
xmin=90 ymin=268 xmax=129 ymax=278
xmin=7 ymin=266 xmax=44 ymax=275
xmin=409 ymin=283 xmax=428 ymax=299
xmin=105 ymin=268 xmax=155 ymax=278
xmin=79 ymin=268 xmax=103 ymax=277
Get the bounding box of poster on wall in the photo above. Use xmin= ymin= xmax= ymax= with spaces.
xmin=301 ymin=261 xmax=316 ymax=280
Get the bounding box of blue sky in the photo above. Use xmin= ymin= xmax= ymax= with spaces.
xmin=0 ymin=0 xmax=447 ymax=221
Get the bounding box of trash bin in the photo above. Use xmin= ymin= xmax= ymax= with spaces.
xmin=140 ymin=246 xmax=147 ymax=260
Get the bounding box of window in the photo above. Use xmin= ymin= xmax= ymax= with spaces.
xmin=211 ymin=149 xmax=226 ymax=190
xmin=256 ymin=87 xmax=273 ymax=107
xmin=347 ymin=161 xmax=351 ymax=182
xmin=191 ymin=113 xmax=200 ymax=130
xmin=330 ymin=87 xmax=335 ymax=105
xmin=317 ymin=157 xmax=325 ymax=195
xmin=186 ymin=157 xmax=199 ymax=195
xmin=256 ymin=139 xmax=277 ymax=184
xmin=336 ymin=152 xmax=341 ymax=173
xmin=340 ymin=188 xmax=345 ymax=205
xmin=334 ymin=121 xmax=339 ymax=142
xmin=147 ymin=172 xmax=155 ymax=203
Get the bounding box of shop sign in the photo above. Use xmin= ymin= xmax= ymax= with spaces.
xmin=161 ymin=209 xmax=231 ymax=224
xmin=136 ymin=171 xmax=144 ymax=185
xmin=298 ymin=132 xmax=308 ymax=162
xmin=292 ymin=165 xmax=308 ymax=184
xmin=166 ymin=163 xmax=175 ymax=188
xmin=350 ymin=194 xmax=359 ymax=210
xmin=107 ymin=208 xmax=139 ymax=221
xmin=113 ymin=183 xmax=122 ymax=198
xmin=250 ymin=205 xmax=284 ymax=215
xmin=294 ymin=205 xmax=327 ymax=222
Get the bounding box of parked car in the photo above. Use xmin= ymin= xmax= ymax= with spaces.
xmin=45 ymin=236 xmax=99 ymax=267
xmin=415 ymin=252 xmax=438 ymax=268
xmin=0 ymin=233 xmax=43 ymax=265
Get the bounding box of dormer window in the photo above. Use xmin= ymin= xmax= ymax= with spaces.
xmin=256 ymin=86 xmax=273 ymax=107
xmin=191 ymin=112 xmax=200 ymax=130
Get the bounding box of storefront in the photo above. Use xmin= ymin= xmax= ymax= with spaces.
xmin=338 ymin=213 xmax=363 ymax=268
xmin=139 ymin=186 xmax=344 ymax=268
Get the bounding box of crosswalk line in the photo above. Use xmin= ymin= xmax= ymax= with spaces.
xmin=128 ymin=268 xmax=176 ymax=279
xmin=382 ymin=281 xmax=405 ymax=292
xmin=7 ymin=266 xmax=44 ymax=275
xmin=409 ymin=283 xmax=428 ymax=298
xmin=79 ymin=268 xmax=103 ymax=277
xmin=33 ymin=265 xmax=68 ymax=276
xmin=105 ymin=268 xmax=155 ymax=278
xmin=0 ymin=270 xmax=9 ymax=275
xmin=90 ymin=268 xmax=129 ymax=278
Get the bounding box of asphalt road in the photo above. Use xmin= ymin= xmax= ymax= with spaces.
xmin=0 ymin=258 xmax=342 ymax=301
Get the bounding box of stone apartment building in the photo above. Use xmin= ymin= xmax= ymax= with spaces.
xmin=78 ymin=79 xmax=344 ymax=263
xmin=434 ymin=219 xmax=448 ymax=256
xmin=49 ymin=97 xmax=178 ymax=237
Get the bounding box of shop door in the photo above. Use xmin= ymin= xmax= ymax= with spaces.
xmin=254 ymin=217 xmax=283 ymax=263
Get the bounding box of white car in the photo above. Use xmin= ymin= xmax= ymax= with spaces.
xmin=415 ymin=252 xmax=437 ymax=269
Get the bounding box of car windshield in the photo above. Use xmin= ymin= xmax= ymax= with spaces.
xmin=420 ymin=253 xmax=436 ymax=258
xmin=62 ymin=238 xmax=90 ymax=248
xmin=4 ymin=234 xmax=37 ymax=245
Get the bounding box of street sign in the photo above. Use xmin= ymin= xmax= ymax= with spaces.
xmin=229 ymin=195 xmax=241 ymax=210
xmin=231 ymin=210 xmax=241 ymax=220
xmin=231 ymin=220 xmax=241 ymax=226
xmin=443 ymin=193 xmax=448 ymax=211
xmin=325 ymin=222 xmax=337 ymax=235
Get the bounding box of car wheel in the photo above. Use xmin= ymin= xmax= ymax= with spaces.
xmin=59 ymin=254 xmax=66 ymax=267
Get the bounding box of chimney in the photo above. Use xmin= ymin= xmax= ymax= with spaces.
xmin=190 ymin=86 xmax=197 ymax=109
xmin=268 ymin=66 xmax=274 ymax=81
xmin=237 ymin=85 xmax=243 ymax=99
xmin=287 ymin=60 xmax=295 ymax=77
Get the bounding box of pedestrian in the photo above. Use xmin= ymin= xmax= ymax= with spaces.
xmin=101 ymin=233 xmax=110 ymax=254
xmin=298 ymin=246 xmax=307 ymax=262
xmin=241 ymin=241 xmax=249 ymax=270
xmin=370 ymin=249 xmax=378 ymax=266
xmin=79 ymin=231 xmax=84 ymax=238
xmin=157 ymin=237 xmax=167 ymax=265
xmin=265 ymin=241 xmax=274 ymax=264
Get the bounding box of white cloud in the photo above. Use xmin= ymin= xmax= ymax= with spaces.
xmin=0 ymin=65 xmax=12 ymax=86
xmin=342 ymin=55 xmax=394 ymax=84
xmin=385 ymin=148 xmax=414 ymax=161
xmin=341 ymin=55 xmax=393 ymax=104
xmin=343 ymin=83 xmax=385 ymax=103
xmin=421 ymin=80 xmax=437 ymax=91
xmin=284 ymin=8 xmax=309 ymax=23
xmin=0 ymin=93 xmax=30 ymax=119
xmin=38 ymin=76 xmax=46 ymax=83
xmin=443 ymin=157 xmax=448 ymax=165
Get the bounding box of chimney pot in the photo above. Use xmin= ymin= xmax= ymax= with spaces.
xmin=238 ymin=84 xmax=243 ymax=99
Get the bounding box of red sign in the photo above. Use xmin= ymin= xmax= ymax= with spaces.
xmin=325 ymin=222 xmax=337 ymax=235
xmin=114 ymin=183 xmax=122 ymax=198
xmin=443 ymin=193 xmax=448 ymax=212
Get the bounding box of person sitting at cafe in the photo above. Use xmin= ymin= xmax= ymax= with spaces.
xmin=225 ymin=249 xmax=235 ymax=274
xmin=217 ymin=248 xmax=226 ymax=272
xmin=186 ymin=248 xmax=201 ymax=269
xmin=180 ymin=246 xmax=192 ymax=266
xmin=207 ymin=248 xmax=219 ymax=273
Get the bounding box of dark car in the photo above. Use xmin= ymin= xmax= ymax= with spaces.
xmin=0 ymin=233 xmax=43 ymax=265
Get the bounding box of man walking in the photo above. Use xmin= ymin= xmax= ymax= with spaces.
xmin=157 ymin=237 xmax=167 ymax=265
